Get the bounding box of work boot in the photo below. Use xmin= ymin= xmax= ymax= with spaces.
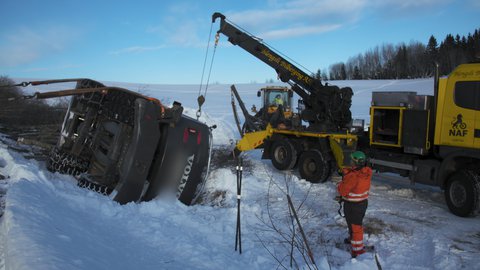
xmin=351 ymin=248 xmax=366 ymax=258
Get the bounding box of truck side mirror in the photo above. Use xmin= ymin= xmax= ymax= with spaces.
xmin=257 ymin=91 xmax=261 ymax=97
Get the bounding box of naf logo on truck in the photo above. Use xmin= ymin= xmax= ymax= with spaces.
xmin=449 ymin=114 xmax=468 ymax=137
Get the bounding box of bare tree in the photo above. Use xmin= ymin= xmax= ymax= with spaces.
xmin=253 ymin=171 xmax=333 ymax=270
xmin=0 ymin=76 xmax=66 ymax=126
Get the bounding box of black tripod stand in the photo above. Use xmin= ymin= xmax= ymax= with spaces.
xmin=234 ymin=157 xmax=243 ymax=254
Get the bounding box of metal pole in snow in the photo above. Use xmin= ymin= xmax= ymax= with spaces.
xmin=235 ymin=157 xmax=243 ymax=254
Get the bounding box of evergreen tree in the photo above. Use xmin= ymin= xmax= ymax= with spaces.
xmin=439 ymin=34 xmax=456 ymax=74
xmin=353 ymin=66 xmax=362 ymax=79
xmin=426 ymin=35 xmax=439 ymax=66
xmin=340 ymin=63 xmax=347 ymax=80
xmin=324 ymin=27 xmax=479 ymax=79
xmin=468 ymin=30 xmax=480 ymax=60
xmin=321 ymin=68 xmax=329 ymax=81
xmin=395 ymin=44 xmax=408 ymax=78
xmin=316 ymin=69 xmax=322 ymax=80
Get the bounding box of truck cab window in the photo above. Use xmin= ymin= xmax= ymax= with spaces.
xmin=269 ymin=92 xmax=286 ymax=106
xmin=454 ymin=81 xmax=480 ymax=110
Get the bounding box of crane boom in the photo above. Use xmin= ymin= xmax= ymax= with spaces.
xmin=212 ymin=12 xmax=353 ymax=132
xmin=212 ymin=13 xmax=320 ymax=96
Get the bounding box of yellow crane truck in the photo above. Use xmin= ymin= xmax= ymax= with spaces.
xmin=213 ymin=13 xmax=358 ymax=184
xmin=213 ymin=12 xmax=479 ymax=217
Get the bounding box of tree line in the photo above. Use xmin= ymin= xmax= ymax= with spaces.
xmin=314 ymin=28 xmax=479 ymax=81
xmin=0 ymin=77 xmax=66 ymax=126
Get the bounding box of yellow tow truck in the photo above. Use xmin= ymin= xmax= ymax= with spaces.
xmin=366 ymin=63 xmax=480 ymax=217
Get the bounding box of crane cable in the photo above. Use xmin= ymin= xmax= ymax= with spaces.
xmin=197 ymin=22 xmax=220 ymax=120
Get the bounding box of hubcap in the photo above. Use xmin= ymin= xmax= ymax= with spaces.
xmin=275 ymin=147 xmax=287 ymax=163
xmin=305 ymin=159 xmax=317 ymax=174
xmin=450 ymin=181 xmax=467 ymax=207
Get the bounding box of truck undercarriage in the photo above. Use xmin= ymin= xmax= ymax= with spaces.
xmin=28 ymin=78 xmax=213 ymax=205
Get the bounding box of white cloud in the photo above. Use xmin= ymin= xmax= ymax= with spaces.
xmin=373 ymin=0 xmax=450 ymax=8
xmin=146 ymin=11 xmax=206 ymax=48
xmin=262 ymin=24 xmax=341 ymax=39
xmin=149 ymin=0 xmax=456 ymax=48
xmin=367 ymin=0 xmax=453 ymax=16
xmin=142 ymin=2 xmax=217 ymax=49
xmin=223 ymin=0 xmax=366 ymax=40
xmin=229 ymin=0 xmax=367 ymax=24
xmin=468 ymin=0 xmax=480 ymax=9
xmin=109 ymin=45 xmax=166 ymax=55
xmin=217 ymin=0 xmax=458 ymax=40
xmin=0 ymin=26 xmax=76 ymax=67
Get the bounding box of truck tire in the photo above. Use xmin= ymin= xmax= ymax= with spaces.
xmin=101 ymin=91 xmax=135 ymax=125
xmin=298 ymin=150 xmax=331 ymax=183
xmin=46 ymin=147 xmax=89 ymax=176
xmin=445 ymin=170 xmax=480 ymax=217
xmin=270 ymin=139 xmax=297 ymax=170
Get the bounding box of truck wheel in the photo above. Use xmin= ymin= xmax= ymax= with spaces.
xmin=270 ymin=139 xmax=297 ymax=170
xmin=298 ymin=150 xmax=330 ymax=183
xmin=46 ymin=147 xmax=89 ymax=176
xmin=445 ymin=170 xmax=480 ymax=217
xmin=102 ymin=91 xmax=135 ymax=125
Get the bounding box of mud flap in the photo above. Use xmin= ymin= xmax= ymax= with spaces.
xmin=112 ymin=99 xmax=160 ymax=204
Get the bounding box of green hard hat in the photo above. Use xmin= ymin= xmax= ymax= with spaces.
xmin=351 ymin=151 xmax=366 ymax=165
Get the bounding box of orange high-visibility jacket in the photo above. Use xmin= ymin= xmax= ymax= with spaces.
xmin=337 ymin=167 xmax=372 ymax=202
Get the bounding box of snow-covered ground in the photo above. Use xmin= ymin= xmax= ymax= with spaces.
xmin=1 ymin=79 xmax=479 ymax=269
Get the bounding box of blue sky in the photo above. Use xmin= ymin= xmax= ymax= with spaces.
xmin=0 ymin=0 xmax=478 ymax=84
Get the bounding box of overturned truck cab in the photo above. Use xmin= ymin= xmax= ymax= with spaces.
xmin=45 ymin=79 xmax=212 ymax=205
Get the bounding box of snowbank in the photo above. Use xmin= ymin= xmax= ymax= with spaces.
xmin=2 ymin=79 xmax=479 ymax=270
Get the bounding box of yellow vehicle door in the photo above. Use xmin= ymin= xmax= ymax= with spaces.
xmin=437 ymin=66 xmax=480 ymax=148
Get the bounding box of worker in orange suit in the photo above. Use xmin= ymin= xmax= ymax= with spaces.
xmin=337 ymin=151 xmax=372 ymax=258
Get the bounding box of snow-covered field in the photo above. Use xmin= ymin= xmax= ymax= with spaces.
xmin=1 ymin=79 xmax=479 ymax=269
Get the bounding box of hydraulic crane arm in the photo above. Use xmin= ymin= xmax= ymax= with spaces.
xmin=212 ymin=12 xmax=353 ymax=132
xmin=212 ymin=12 xmax=315 ymax=102
xmin=230 ymin=84 xmax=264 ymax=135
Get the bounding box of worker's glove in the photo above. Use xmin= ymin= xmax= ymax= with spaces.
xmin=334 ymin=196 xmax=343 ymax=202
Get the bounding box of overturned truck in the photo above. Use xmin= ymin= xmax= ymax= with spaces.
xmin=22 ymin=78 xmax=212 ymax=205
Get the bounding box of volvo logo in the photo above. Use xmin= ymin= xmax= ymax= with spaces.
xmin=176 ymin=154 xmax=195 ymax=198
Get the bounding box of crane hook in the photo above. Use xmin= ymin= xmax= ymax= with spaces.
xmin=196 ymin=95 xmax=206 ymax=120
